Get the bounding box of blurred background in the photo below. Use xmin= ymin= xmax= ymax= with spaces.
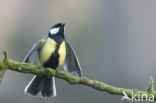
xmin=0 ymin=0 xmax=156 ymax=103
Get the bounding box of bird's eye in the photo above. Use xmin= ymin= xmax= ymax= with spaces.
xmin=50 ymin=28 xmax=60 ymax=35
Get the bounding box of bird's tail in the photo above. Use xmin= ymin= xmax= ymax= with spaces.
xmin=24 ymin=75 xmax=56 ymax=97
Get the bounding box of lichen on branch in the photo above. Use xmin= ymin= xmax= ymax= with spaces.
xmin=0 ymin=51 xmax=156 ymax=101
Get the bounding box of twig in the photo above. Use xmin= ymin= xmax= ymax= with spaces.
xmin=0 ymin=52 xmax=155 ymax=100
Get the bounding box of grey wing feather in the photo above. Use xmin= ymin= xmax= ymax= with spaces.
xmin=63 ymin=40 xmax=83 ymax=77
xmin=31 ymin=50 xmax=37 ymax=64
xmin=23 ymin=36 xmax=48 ymax=63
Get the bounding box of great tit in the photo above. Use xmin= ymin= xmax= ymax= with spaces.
xmin=23 ymin=23 xmax=83 ymax=97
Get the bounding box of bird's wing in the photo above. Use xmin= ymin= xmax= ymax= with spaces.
xmin=63 ymin=40 xmax=83 ymax=77
xmin=23 ymin=36 xmax=48 ymax=63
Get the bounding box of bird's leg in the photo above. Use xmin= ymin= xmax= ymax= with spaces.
xmin=55 ymin=69 xmax=59 ymax=75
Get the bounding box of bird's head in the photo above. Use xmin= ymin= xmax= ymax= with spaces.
xmin=48 ymin=23 xmax=65 ymax=37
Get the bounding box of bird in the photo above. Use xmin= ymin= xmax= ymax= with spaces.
xmin=23 ymin=23 xmax=83 ymax=98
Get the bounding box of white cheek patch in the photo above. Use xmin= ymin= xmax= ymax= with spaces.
xmin=50 ymin=28 xmax=60 ymax=35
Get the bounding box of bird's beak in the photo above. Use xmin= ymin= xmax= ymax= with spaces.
xmin=62 ymin=23 xmax=65 ymax=27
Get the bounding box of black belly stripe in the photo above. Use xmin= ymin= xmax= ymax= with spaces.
xmin=43 ymin=45 xmax=59 ymax=69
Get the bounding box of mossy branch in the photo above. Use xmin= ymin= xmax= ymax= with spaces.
xmin=0 ymin=52 xmax=156 ymax=101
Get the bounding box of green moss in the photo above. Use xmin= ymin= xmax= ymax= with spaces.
xmin=0 ymin=52 xmax=155 ymax=100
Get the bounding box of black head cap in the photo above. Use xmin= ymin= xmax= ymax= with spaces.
xmin=48 ymin=23 xmax=65 ymax=44
xmin=52 ymin=23 xmax=65 ymax=29
xmin=48 ymin=23 xmax=65 ymax=37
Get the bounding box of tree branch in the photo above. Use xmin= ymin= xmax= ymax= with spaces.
xmin=0 ymin=52 xmax=156 ymax=101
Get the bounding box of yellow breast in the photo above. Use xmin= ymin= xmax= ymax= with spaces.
xmin=37 ymin=38 xmax=57 ymax=65
xmin=58 ymin=41 xmax=66 ymax=67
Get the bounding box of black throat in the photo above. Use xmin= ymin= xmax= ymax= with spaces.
xmin=49 ymin=34 xmax=64 ymax=45
xmin=48 ymin=28 xmax=65 ymax=44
